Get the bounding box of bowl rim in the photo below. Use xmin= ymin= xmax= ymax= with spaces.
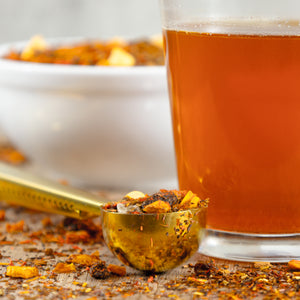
xmin=0 ymin=37 xmax=166 ymax=76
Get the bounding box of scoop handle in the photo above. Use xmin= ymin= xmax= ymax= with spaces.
xmin=0 ymin=162 xmax=107 ymax=219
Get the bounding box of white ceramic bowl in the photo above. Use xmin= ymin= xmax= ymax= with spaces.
xmin=0 ymin=40 xmax=177 ymax=192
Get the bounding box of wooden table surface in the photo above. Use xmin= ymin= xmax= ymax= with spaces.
xmin=0 ymin=192 xmax=208 ymax=300
xmin=0 ymin=191 xmax=298 ymax=300
xmin=0 ymin=145 xmax=298 ymax=299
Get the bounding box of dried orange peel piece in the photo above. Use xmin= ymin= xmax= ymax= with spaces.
xmin=288 ymin=260 xmax=300 ymax=270
xmin=107 ymin=47 xmax=135 ymax=66
xmin=21 ymin=35 xmax=47 ymax=60
xmin=0 ymin=210 xmax=5 ymax=221
xmin=65 ymin=230 xmax=90 ymax=244
xmin=6 ymin=220 xmax=25 ymax=233
xmin=53 ymin=262 xmax=76 ymax=273
xmin=125 ymin=191 xmax=146 ymax=200
xmin=143 ymin=200 xmax=171 ymax=213
xmin=68 ymin=254 xmax=100 ymax=266
xmin=107 ymin=264 xmax=126 ymax=276
xmin=178 ymin=191 xmax=201 ymax=210
xmin=6 ymin=266 xmax=39 ymax=279
xmin=150 ymin=34 xmax=164 ymax=48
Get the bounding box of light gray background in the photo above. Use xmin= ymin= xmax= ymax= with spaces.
xmin=0 ymin=0 xmax=162 ymax=144
xmin=0 ymin=0 xmax=162 ymax=43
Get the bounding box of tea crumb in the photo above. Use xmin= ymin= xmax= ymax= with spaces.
xmin=90 ymin=262 xmax=110 ymax=279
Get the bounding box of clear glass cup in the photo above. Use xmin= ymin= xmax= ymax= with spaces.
xmin=160 ymin=0 xmax=300 ymax=262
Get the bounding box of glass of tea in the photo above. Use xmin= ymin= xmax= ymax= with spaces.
xmin=160 ymin=0 xmax=300 ymax=261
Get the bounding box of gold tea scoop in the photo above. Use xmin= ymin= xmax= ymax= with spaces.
xmin=0 ymin=162 xmax=206 ymax=273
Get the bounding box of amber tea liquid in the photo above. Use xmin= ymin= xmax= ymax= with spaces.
xmin=164 ymin=22 xmax=300 ymax=234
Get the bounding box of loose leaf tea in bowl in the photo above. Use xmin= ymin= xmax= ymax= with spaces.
xmin=4 ymin=35 xmax=164 ymax=66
